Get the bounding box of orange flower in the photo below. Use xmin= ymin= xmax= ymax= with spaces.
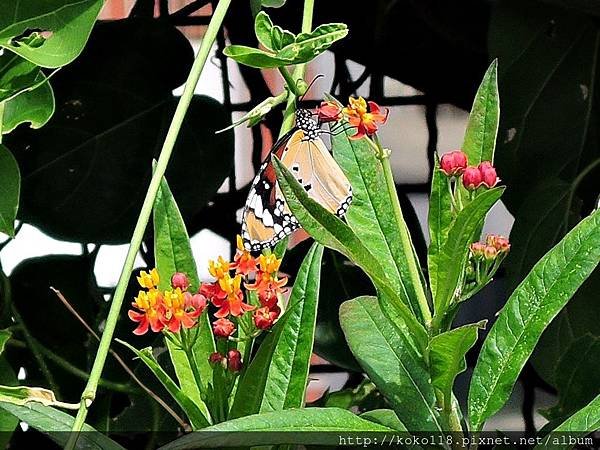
xmin=162 ymin=288 xmax=204 ymax=333
xmin=128 ymin=289 xmax=165 ymax=335
xmin=208 ymin=256 xmax=229 ymax=280
xmin=213 ymin=273 xmax=254 ymax=317
xmin=317 ymin=100 xmax=343 ymax=123
xmin=245 ymin=254 xmax=287 ymax=308
xmin=230 ymin=235 xmax=257 ymax=276
xmin=343 ymin=96 xmax=388 ymax=140
xmin=253 ymin=306 xmax=280 ymax=330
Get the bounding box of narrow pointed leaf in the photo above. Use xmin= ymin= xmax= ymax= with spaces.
xmin=535 ymin=394 xmax=600 ymax=450
xmin=0 ymin=402 xmax=125 ymax=449
xmin=230 ymin=244 xmax=323 ymax=417
xmin=469 ymin=208 xmax=600 ymax=431
xmin=153 ymin=175 xmax=214 ymax=417
xmin=462 ymin=60 xmax=499 ymax=165
xmin=0 ymin=145 xmax=20 ymax=237
xmin=273 ymin=156 xmax=428 ymax=348
xmin=427 ymin=157 xmax=454 ymax=299
xmin=117 ymin=340 xmax=210 ymax=429
xmin=429 ymin=321 xmax=486 ymax=409
xmin=340 ymin=296 xmax=442 ymax=432
xmin=332 ymin=129 xmax=427 ymax=322
xmin=160 ymin=408 xmax=394 ymax=449
xmin=432 ymin=187 xmax=504 ymax=312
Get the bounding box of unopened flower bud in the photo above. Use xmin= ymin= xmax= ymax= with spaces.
xmin=486 ymin=234 xmax=510 ymax=253
xmin=478 ymin=161 xmax=499 ymax=188
xmin=171 ymin=272 xmax=190 ymax=291
xmin=212 ymin=318 xmax=236 ymax=338
xmin=253 ymin=306 xmax=279 ymax=330
xmin=209 ymin=352 xmax=226 ymax=368
xmin=462 ymin=166 xmax=483 ymax=190
xmin=470 ymin=242 xmax=486 ymax=258
xmin=317 ymin=101 xmax=343 ymax=123
xmin=227 ymin=349 xmax=243 ymax=373
xmin=484 ymin=245 xmax=498 ymax=261
xmin=440 ymin=151 xmax=468 ymax=176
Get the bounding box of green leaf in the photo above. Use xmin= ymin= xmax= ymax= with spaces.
xmin=468 ymin=208 xmax=600 ymax=431
xmin=462 ymin=60 xmax=499 ymax=165
xmin=332 ymin=128 xmax=427 ymax=323
xmin=272 ymin=156 xmax=428 ymax=349
xmin=427 ymin=157 xmax=454 ymax=300
xmin=2 ymin=72 xmax=54 ymax=133
xmin=153 ymin=175 xmax=214 ymax=417
xmin=535 ymin=394 xmax=600 ymax=450
xmin=432 ymin=187 xmax=504 ymax=313
xmin=262 ymin=0 xmax=286 ymax=7
xmin=360 ymin=409 xmax=408 ymax=432
xmin=340 ymin=296 xmax=442 ymax=432
xmin=0 ymin=330 xmax=10 ymax=355
xmin=160 ymin=407 xmax=395 ymax=449
xmin=0 ymin=51 xmax=39 ymax=103
xmin=277 ymin=23 xmax=348 ymax=64
xmin=0 ymin=0 xmax=103 ymax=68
xmin=223 ymin=45 xmax=293 ymax=68
xmin=230 ymin=244 xmax=323 ymax=418
xmin=0 ymin=402 xmax=125 ymax=449
xmin=544 ymin=334 xmax=600 ymax=420
xmin=254 ymin=12 xmax=274 ymax=51
xmin=270 ymin=26 xmax=296 ymax=52
xmin=0 ymin=145 xmax=20 ymax=237
xmin=429 ymin=321 xmax=486 ymax=410
xmin=117 ymin=340 xmax=210 ymax=429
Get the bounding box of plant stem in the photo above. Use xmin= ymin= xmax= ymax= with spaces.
xmin=278 ymin=67 xmax=301 ymax=96
xmin=278 ymin=0 xmax=315 ymax=138
xmin=65 ymin=0 xmax=232 ymax=445
xmin=377 ymin=142 xmax=432 ymax=327
xmin=0 ymin=101 xmax=5 ymax=143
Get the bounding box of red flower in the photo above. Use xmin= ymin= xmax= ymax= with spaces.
xmin=230 ymin=235 xmax=257 ymax=276
xmin=478 ymin=161 xmax=499 ymax=188
xmin=462 ymin=166 xmax=483 ymax=190
xmin=212 ymin=273 xmax=254 ymax=318
xmin=440 ymin=151 xmax=468 ymax=177
xmin=212 ymin=318 xmax=236 ymax=338
xmin=128 ymin=289 xmax=165 ymax=335
xmin=171 ymin=272 xmax=190 ymax=291
xmin=227 ymin=349 xmax=243 ymax=373
xmin=343 ymin=97 xmax=388 ymax=140
xmin=253 ymin=306 xmax=280 ymax=330
xmin=199 ymin=281 xmax=227 ymax=303
xmin=317 ymin=100 xmax=343 ymax=123
xmin=163 ymin=288 xmax=201 ymax=333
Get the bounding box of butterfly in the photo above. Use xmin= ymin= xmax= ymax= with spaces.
xmin=241 ymin=108 xmax=352 ymax=252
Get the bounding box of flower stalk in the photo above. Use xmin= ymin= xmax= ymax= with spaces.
xmin=65 ymin=0 xmax=233 ymax=446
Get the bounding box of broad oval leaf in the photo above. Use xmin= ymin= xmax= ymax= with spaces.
xmin=153 ymin=175 xmax=214 ymax=420
xmin=278 ymin=24 xmax=348 ymax=63
xmin=432 ymin=187 xmax=504 ymax=314
xmin=429 ymin=321 xmax=486 ymax=413
xmin=2 ymin=72 xmax=54 ymax=134
xmin=117 ymin=340 xmax=210 ymax=429
xmin=0 ymin=401 xmax=125 ymax=449
xmin=160 ymin=407 xmax=395 ymax=449
xmin=462 ymin=59 xmax=499 ymax=165
xmin=254 ymin=12 xmax=274 ymax=51
xmin=272 ymin=156 xmax=428 ymax=349
xmin=0 ymin=51 xmax=39 ymax=103
xmin=468 ymin=208 xmax=600 ymax=431
xmin=332 ymin=128 xmax=428 ymax=323
xmin=230 ymin=244 xmax=323 ymax=417
xmin=0 ymin=0 xmax=103 ymax=68
xmin=340 ymin=296 xmax=442 ymax=432
xmin=0 ymin=145 xmax=20 ymax=237
xmin=535 ymin=394 xmax=600 ymax=450
xmin=223 ymin=45 xmax=293 ymax=68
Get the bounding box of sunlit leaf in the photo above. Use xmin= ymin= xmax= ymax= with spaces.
xmin=0 ymin=145 xmax=20 ymax=237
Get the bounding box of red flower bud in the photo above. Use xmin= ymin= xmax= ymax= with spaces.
xmin=209 ymin=351 xmax=226 ymax=368
xmin=486 ymin=234 xmax=511 ymax=253
xmin=212 ymin=318 xmax=236 ymax=338
xmin=317 ymin=101 xmax=342 ymax=123
xmin=440 ymin=151 xmax=468 ymax=176
xmin=470 ymin=242 xmax=486 ymax=258
xmin=227 ymin=349 xmax=243 ymax=373
xmin=484 ymin=245 xmax=498 ymax=261
xmin=171 ymin=272 xmax=190 ymax=291
xmin=478 ymin=161 xmax=499 ymax=188
xmin=253 ymin=306 xmax=280 ymax=330
xmin=462 ymin=166 xmax=483 ymax=190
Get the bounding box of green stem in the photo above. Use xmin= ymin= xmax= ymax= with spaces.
xmin=278 ymin=0 xmax=315 ymax=138
xmin=278 ymin=67 xmax=302 ymax=96
xmin=378 ymin=143 xmax=432 ymax=327
xmin=65 ymin=0 xmax=232 ymax=445
xmin=0 ymin=101 xmax=5 ymax=143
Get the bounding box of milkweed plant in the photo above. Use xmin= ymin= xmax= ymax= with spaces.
xmin=0 ymin=1 xmax=599 ymax=449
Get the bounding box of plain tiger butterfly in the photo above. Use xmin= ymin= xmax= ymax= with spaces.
xmin=241 ymin=108 xmax=352 ymax=252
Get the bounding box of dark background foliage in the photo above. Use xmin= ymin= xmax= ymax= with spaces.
xmin=1 ymin=0 xmax=598 ymax=445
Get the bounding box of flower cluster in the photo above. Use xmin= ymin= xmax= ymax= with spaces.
xmin=462 ymin=234 xmax=511 ymax=301
xmin=440 ymin=150 xmax=499 ymax=190
xmin=128 ymin=269 xmax=207 ymax=335
xmin=318 ymin=96 xmax=388 ymax=140
xmin=470 ymin=234 xmax=511 ymax=261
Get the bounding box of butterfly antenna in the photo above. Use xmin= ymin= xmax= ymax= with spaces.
xmin=299 ymin=74 xmax=325 ymax=103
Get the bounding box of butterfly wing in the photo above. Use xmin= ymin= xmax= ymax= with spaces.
xmin=241 ymin=129 xmax=352 ymax=251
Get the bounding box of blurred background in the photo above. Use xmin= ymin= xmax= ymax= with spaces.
xmin=1 ymin=0 xmax=599 ymax=446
